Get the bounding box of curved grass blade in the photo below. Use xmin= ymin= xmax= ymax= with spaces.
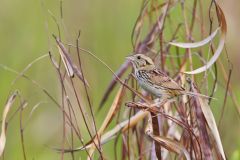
xmin=54 ymin=35 xmax=74 ymax=77
xmin=169 ymin=28 xmax=219 ymax=48
xmin=50 ymin=39 xmax=90 ymax=86
xmin=198 ymin=97 xmax=226 ymax=160
xmin=169 ymin=4 xmax=226 ymax=75
xmin=185 ymin=4 xmax=226 ymax=75
xmin=0 ymin=91 xmax=18 ymax=156
xmin=12 ymin=54 xmax=49 ymax=85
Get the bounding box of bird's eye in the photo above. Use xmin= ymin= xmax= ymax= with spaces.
xmin=137 ymin=56 xmax=141 ymax=59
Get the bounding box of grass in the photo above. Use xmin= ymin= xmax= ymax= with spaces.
xmin=0 ymin=0 xmax=239 ymax=160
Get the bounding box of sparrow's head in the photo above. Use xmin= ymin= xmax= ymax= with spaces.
xmin=126 ymin=54 xmax=155 ymax=70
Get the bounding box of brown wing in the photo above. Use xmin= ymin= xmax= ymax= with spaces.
xmin=148 ymin=68 xmax=185 ymax=91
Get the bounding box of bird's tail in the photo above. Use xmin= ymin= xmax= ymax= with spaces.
xmin=183 ymin=91 xmax=216 ymax=100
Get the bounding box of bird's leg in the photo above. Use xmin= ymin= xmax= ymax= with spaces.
xmin=149 ymin=98 xmax=167 ymax=108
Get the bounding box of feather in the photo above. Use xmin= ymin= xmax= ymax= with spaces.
xmin=149 ymin=69 xmax=184 ymax=91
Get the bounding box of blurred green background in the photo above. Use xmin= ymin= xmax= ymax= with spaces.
xmin=0 ymin=0 xmax=239 ymax=159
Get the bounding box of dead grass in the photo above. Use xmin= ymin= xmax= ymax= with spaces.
xmin=0 ymin=0 xmax=239 ymax=160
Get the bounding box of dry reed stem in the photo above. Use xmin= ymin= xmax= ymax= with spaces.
xmin=0 ymin=0 xmax=235 ymax=159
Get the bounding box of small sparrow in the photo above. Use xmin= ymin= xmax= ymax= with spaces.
xmin=126 ymin=54 xmax=210 ymax=104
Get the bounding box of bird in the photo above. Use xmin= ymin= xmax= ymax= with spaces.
xmin=126 ymin=54 xmax=211 ymax=105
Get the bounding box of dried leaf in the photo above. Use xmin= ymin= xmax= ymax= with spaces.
xmin=169 ymin=28 xmax=219 ymax=48
xmin=87 ymin=85 xmax=126 ymax=157
xmin=57 ymin=45 xmax=74 ymax=77
xmin=62 ymin=111 xmax=148 ymax=153
xmin=87 ymin=108 xmax=148 ymax=159
xmin=187 ymin=4 xmax=226 ymax=75
xmin=169 ymin=4 xmax=227 ymax=74
xmin=187 ymin=78 xmax=213 ymax=159
xmin=99 ymin=85 xmax=126 ymax=134
xmin=136 ymin=2 xmax=169 ymax=53
xmin=99 ymin=110 xmax=148 ymax=144
xmin=131 ymin=0 xmax=149 ymax=47
xmin=54 ymin=36 xmax=90 ymax=86
xmin=149 ymin=134 xmax=190 ymax=160
xmin=0 ymin=92 xmax=17 ymax=156
xmin=198 ymin=97 xmax=226 ymax=160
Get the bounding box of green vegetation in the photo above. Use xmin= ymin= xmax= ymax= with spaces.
xmin=0 ymin=0 xmax=239 ymax=159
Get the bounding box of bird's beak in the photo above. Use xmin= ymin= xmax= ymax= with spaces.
xmin=125 ymin=55 xmax=134 ymax=61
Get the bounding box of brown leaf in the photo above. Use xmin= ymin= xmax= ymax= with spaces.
xmin=149 ymin=134 xmax=190 ymax=160
xmin=198 ymin=97 xmax=225 ymax=160
xmin=87 ymin=84 xmax=126 ymax=157
xmin=53 ymin=36 xmax=89 ymax=86
xmin=62 ymin=111 xmax=148 ymax=153
xmin=188 ymin=67 xmax=226 ymax=160
xmin=190 ymin=83 xmax=213 ymax=160
xmin=55 ymin=37 xmax=74 ymax=77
